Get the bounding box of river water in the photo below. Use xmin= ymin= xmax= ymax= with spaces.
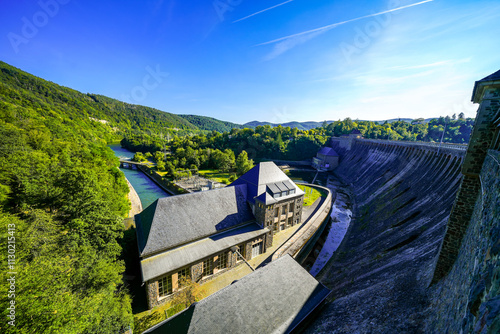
xmin=309 ymin=177 xmax=352 ymax=277
xmin=108 ymin=144 xmax=169 ymax=209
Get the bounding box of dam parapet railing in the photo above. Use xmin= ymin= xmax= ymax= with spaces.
xmin=331 ymin=137 xmax=468 ymax=156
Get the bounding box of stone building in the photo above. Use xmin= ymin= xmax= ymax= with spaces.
xmin=312 ymin=146 xmax=339 ymax=171
xmin=230 ymin=161 xmax=305 ymax=236
xmin=135 ymin=162 xmax=304 ymax=309
xmin=143 ymin=255 xmax=331 ymax=334
xmin=349 ymin=129 xmax=363 ymax=139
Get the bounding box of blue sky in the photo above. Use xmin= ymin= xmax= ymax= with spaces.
xmin=1 ymin=0 xmax=499 ymax=124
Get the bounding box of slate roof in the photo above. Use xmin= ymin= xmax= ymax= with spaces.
xmin=229 ymin=162 xmax=304 ymax=205
xmin=135 ymin=184 xmax=254 ymax=257
xmin=140 ymin=222 xmax=268 ymax=282
xmin=478 ymin=69 xmax=500 ymax=82
xmin=317 ymin=146 xmax=339 ymax=157
xmin=472 ymin=69 xmax=500 ymax=103
xmin=142 ymin=255 xmax=331 ymax=334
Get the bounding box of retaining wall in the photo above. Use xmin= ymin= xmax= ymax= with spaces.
xmin=424 ymin=150 xmax=500 ymax=333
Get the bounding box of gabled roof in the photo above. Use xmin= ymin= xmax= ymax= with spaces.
xmin=230 ymin=162 xmax=304 ymax=205
xmin=135 ymin=184 xmax=254 ymax=257
xmin=317 ymin=146 xmax=339 ymax=157
xmin=472 ymin=69 xmax=500 ymax=103
xmin=143 ymin=255 xmax=331 ymax=334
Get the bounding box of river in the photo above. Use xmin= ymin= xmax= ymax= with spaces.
xmin=309 ymin=176 xmax=352 ymax=277
xmin=108 ymin=144 xmax=170 ymax=210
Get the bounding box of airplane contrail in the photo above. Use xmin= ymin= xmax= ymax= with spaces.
xmin=256 ymin=0 xmax=434 ymax=46
xmin=233 ymin=0 xmax=294 ymax=23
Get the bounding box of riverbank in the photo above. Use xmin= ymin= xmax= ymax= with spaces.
xmin=123 ymin=178 xmax=143 ymax=229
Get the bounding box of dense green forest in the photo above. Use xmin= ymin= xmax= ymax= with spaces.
xmin=177 ymin=114 xmax=246 ymax=132
xmin=0 ymin=62 xmax=136 ymax=332
xmin=121 ymin=116 xmax=474 ymax=181
xmin=324 ymin=116 xmax=474 ymax=143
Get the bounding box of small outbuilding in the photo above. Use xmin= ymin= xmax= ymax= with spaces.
xmin=312 ymin=146 xmax=339 ymax=171
xmin=349 ymin=129 xmax=363 ymax=139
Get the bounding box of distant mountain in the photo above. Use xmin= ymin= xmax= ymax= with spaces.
xmin=371 ymin=118 xmax=436 ymax=124
xmin=177 ymin=114 xmax=247 ymax=132
xmin=244 ymin=118 xmax=437 ymax=130
xmin=244 ymin=120 xmax=335 ymax=131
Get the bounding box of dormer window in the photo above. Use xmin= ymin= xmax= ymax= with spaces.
xmin=267 ymin=181 xmax=297 ymax=199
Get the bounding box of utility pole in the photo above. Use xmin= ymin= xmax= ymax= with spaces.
xmin=437 ymin=117 xmax=449 ymax=154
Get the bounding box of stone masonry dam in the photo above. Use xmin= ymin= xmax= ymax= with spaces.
xmin=304 ymin=71 xmax=500 ymax=333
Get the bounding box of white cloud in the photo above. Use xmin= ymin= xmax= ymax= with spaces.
xmin=257 ymin=0 xmax=434 ymax=60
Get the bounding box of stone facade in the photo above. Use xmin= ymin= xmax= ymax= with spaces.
xmin=432 ymin=86 xmax=500 ymax=283
xmin=424 ymin=149 xmax=500 ymax=333
xmin=254 ymin=195 xmax=303 ymax=236
xmin=145 ymin=234 xmax=273 ymax=308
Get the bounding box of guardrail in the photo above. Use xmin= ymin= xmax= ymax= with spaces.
xmin=272 ymin=184 xmax=333 ymax=261
xmin=332 ymin=137 xmax=468 ymax=152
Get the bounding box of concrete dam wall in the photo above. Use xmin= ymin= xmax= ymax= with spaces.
xmin=305 ymin=72 xmax=500 ymax=333
xmin=304 ymin=140 xmax=465 ymax=333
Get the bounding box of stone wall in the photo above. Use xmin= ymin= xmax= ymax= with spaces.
xmin=432 ymin=89 xmax=499 ymax=282
xmin=424 ymin=150 xmax=500 ymax=333
xmin=146 ymin=280 xmax=160 ymax=309
xmin=255 ymin=195 xmax=304 ymax=235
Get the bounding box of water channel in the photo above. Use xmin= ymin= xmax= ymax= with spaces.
xmin=108 ymin=144 xmax=170 ymax=209
xmin=309 ymin=177 xmax=352 ymax=277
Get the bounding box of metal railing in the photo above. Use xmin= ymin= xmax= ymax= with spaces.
xmin=332 ymin=137 xmax=468 ymax=152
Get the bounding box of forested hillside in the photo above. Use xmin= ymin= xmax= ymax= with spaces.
xmin=0 ymin=62 xmax=135 ymax=332
xmin=178 ymin=114 xmax=246 ymax=132
xmin=0 ymin=61 xmax=245 ymax=135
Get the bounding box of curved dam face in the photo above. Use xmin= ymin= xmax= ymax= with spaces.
xmin=306 ymin=140 xmax=465 ymax=333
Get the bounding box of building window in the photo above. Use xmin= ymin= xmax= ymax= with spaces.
xmin=288 ymin=217 xmax=293 ymax=225
xmin=275 ymin=207 xmax=279 ymax=217
xmin=290 ymin=188 xmax=296 ymax=195
xmin=289 ymin=203 xmax=294 ymax=212
xmin=216 ymin=252 xmax=228 ymax=270
xmin=237 ymin=244 xmax=246 ymax=260
xmin=158 ymin=275 xmax=172 ymax=297
xmin=178 ymin=268 xmax=190 ymax=281
xmin=202 ymin=258 xmax=213 ymax=277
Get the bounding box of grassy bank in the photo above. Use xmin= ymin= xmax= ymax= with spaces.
xmin=298 ymin=184 xmax=327 ymax=206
